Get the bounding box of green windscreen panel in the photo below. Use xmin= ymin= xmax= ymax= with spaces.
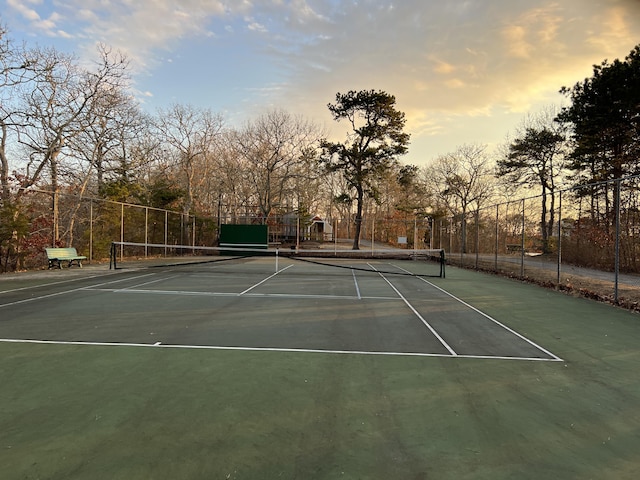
xmin=219 ymin=224 xmax=268 ymax=250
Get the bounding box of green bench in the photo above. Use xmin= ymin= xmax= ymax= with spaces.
xmin=45 ymin=247 xmax=87 ymax=269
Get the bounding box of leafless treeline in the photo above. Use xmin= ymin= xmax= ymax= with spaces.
xmin=4 ymin=25 xmax=640 ymax=282
xmin=0 ymin=29 xmax=447 ymax=262
xmin=0 ymin=24 xmax=553 ymax=267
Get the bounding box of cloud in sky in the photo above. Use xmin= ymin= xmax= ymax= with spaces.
xmin=3 ymin=0 xmax=640 ymax=165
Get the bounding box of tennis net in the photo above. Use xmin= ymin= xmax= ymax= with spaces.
xmin=109 ymin=241 xmax=446 ymax=278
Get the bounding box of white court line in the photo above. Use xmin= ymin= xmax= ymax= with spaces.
xmin=91 ymin=287 xmax=398 ymax=301
xmin=394 ymin=265 xmax=564 ymax=362
xmin=239 ymin=264 xmax=294 ymax=295
xmin=0 ymin=338 xmax=563 ymax=362
xmin=0 ymin=270 xmax=123 ymax=295
xmin=0 ymin=273 xmax=158 ymax=309
xmin=369 ymin=263 xmax=458 ymax=356
xmin=112 ymin=275 xmax=181 ymax=291
xmin=352 ymin=269 xmax=362 ymax=299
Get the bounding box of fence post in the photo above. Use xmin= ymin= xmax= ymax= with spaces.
xmin=89 ymin=200 xmax=93 ymax=262
xmin=557 ymin=190 xmax=562 ymax=286
xmin=475 ymin=209 xmax=480 ymax=269
xmin=52 ymin=189 xmax=59 ymax=246
xmin=615 ymin=179 xmax=621 ymax=303
xmin=460 ymin=213 xmax=465 ymax=263
xmin=429 ymin=217 xmax=434 ymax=250
xmin=373 ymin=217 xmax=376 ymax=254
xmin=164 ymin=210 xmax=168 ymax=257
xmin=520 ymin=198 xmax=525 ymax=277
xmin=494 ymin=204 xmax=499 ymax=271
xmin=145 ymin=206 xmax=149 ymax=258
xmin=120 ymin=202 xmax=124 ymax=261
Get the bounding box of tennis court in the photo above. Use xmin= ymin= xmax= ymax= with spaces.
xmin=1 ymin=250 xmax=640 ymax=479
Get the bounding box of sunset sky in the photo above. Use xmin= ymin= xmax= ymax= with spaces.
xmin=3 ymin=0 xmax=640 ymax=166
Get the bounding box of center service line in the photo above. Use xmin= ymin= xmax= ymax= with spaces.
xmin=368 ymin=263 xmax=457 ymax=356
xmin=239 ymin=264 xmax=294 ymax=295
xmin=352 ymin=269 xmax=362 ymax=299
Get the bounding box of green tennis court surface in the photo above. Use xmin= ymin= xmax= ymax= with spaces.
xmin=1 ymin=258 xmax=640 ymax=479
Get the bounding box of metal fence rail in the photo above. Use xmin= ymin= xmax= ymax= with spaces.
xmin=5 ymin=177 xmax=640 ymax=309
xmin=1 ymin=189 xmax=218 ymax=271
xmin=430 ymin=176 xmax=640 ymax=304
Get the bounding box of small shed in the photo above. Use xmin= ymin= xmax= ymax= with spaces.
xmin=309 ymin=215 xmax=333 ymax=242
xmin=281 ymin=213 xmax=334 ymax=242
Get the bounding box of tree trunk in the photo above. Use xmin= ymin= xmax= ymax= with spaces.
xmin=352 ymin=187 xmax=364 ymax=250
xmin=0 ymin=123 xmax=9 ymax=202
xmin=546 ymin=191 xmax=555 ymax=254
xmin=541 ymin=188 xmax=548 ymax=252
xmin=461 ymin=208 xmax=467 ymax=254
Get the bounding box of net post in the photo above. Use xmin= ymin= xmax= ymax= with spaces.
xmin=276 ymin=248 xmax=279 ymax=272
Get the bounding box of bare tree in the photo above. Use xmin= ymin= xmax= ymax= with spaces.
xmin=15 ymin=44 xmax=129 ymax=245
xmin=153 ymin=104 xmax=225 ymax=217
xmin=426 ymin=144 xmax=496 ymax=252
xmin=0 ymin=23 xmax=40 ymax=204
xmin=212 ymin=132 xmax=254 ymax=222
xmin=69 ymin=75 xmax=147 ymax=192
xmin=0 ymin=23 xmax=16 ymax=203
xmin=233 ymin=109 xmax=323 ymax=221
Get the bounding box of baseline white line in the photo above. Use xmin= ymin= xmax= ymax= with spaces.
xmin=0 ymin=273 xmax=158 ymax=309
xmin=0 ymin=338 xmax=563 ymax=362
xmin=239 ymin=264 xmax=294 ymax=295
xmin=396 ymin=266 xmax=563 ymax=362
xmin=369 ymin=264 xmax=458 ymax=356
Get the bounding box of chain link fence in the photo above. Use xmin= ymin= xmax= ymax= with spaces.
xmin=1 ymin=187 xmax=436 ymax=271
xmin=1 ymin=189 xmax=218 ymax=272
xmin=429 ymin=176 xmax=640 ymax=306
xmin=6 ymin=177 xmax=640 ymax=310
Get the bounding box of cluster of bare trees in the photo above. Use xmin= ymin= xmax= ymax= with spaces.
xmin=1 ymin=32 xmax=135 ymax=246
xmin=2 ymin=21 xmax=640 ymax=271
xmin=0 ymin=29 xmax=427 ymax=267
xmin=0 ymin=26 xmax=449 ymax=258
xmin=0 ymin=28 xmax=331 ymax=249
